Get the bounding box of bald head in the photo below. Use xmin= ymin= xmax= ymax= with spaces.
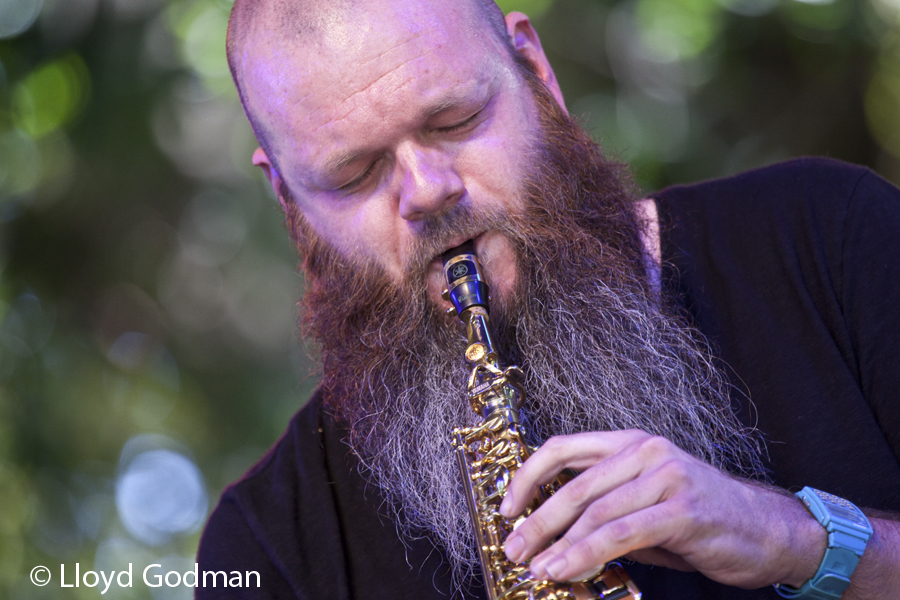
xmin=226 ymin=0 xmax=510 ymax=171
xmin=226 ymin=0 xmax=354 ymax=168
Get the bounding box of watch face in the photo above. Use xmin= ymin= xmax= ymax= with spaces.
xmin=828 ymin=503 xmax=871 ymax=528
xmin=812 ymin=489 xmax=871 ymax=529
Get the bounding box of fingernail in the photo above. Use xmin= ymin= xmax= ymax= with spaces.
xmin=505 ymin=534 xmax=525 ymax=562
xmin=500 ymin=494 xmax=513 ymax=517
xmin=546 ymin=557 xmax=568 ymax=580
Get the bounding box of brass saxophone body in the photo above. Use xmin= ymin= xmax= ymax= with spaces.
xmin=441 ymin=242 xmax=641 ymax=600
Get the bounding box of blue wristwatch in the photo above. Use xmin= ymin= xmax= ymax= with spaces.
xmin=774 ymin=487 xmax=873 ymax=600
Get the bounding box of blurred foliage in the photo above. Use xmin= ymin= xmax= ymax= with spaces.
xmin=0 ymin=0 xmax=898 ymax=597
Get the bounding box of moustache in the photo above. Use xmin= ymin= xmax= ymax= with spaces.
xmin=404 ymin=201 xmax=516 ymax=286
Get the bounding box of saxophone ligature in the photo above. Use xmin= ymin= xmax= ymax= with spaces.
xmin=441 ymin=241 xmax=641 ymax=600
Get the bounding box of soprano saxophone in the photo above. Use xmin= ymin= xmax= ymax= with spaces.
xmin=441 ymin=242 xmax=641 ymax=600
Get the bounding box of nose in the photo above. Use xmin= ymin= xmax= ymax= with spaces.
xmin=396 ymin=142 xmax=464 ymax=221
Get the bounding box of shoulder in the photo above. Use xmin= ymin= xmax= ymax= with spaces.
xmin=653 ymin=157 xmax=873 ymax=207
xmin=215 ymin=393 xmax=327 ymax=522
xmin=196 ymin=394 xmax=332 ymax=597
xmin=650 ymin=158 xmax=892 ymax=279
xmin=236 ymin=393 xmax=327 ymax=492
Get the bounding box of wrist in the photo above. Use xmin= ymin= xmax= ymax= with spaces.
xmin=779 ymin=498 xmax=829 ymax=588
xmin=748 ymin=481 xmax=826 ymax=587
xmin=774 ymin=487 xmax=873 ymax=599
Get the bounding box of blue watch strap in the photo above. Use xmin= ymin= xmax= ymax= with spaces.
xmin=774 ymin=487 xmax=873 ymax=600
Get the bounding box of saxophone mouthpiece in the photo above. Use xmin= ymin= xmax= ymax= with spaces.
xmin=441 ymin=241 xmax=490 ymax=321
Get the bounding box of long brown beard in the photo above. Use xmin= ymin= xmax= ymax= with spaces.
xmin=282 ymin=60 xmax=765 ymax=588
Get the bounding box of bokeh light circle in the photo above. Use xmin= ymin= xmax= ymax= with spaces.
xmin=0 ymin=0 xmax=43 ymax=39
xmin=115 ymin=447 xmax=208 ymax=546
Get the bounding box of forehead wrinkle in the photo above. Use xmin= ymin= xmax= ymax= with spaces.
xmin=305 ymin=49 xmax=427 ymax=134
xmin=319 ymin=41 xmax=495 ymax=138
xmin=355 ymin=29 xmax=428 ymax=70
xmin=304 ymin=29 xmax=449 ymax=123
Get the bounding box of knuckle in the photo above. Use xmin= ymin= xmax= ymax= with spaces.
xmin=508 ymin=461 xmax=532 ymax=489
xmin=657 ymin=458 xmax=691 ymax=483
xmin=585 ymin=538 xmax=610 ymax=566
xmin=666 ymin=497 xmax=703 ymax=534
xmin=523 ymin=511 xmax=552 ymax=541
xmin=637 ymin=435 xmax=674 ymax=461
xmin=543 ymin=435 xmax=567 ymax=456
xmin=561 ymin=473 xmax=594 ymax=506
xmin=604 ymin=518 xmax=636 ymax=546
xmin=619 ymin=429 xmax=652 ymax=448
xmin=624 ymin=428 xmax=651 ymax=440
xmin=583 ymin=499 xmax=611 ymax=525
xmin=571 ymin=536 xmax=605 ymax=567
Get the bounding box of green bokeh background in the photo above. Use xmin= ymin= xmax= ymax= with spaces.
xmin=1 ymin=0 xmax=899 ymax=597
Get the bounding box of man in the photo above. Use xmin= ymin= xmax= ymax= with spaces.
xmin=197 ymin=0 xmax=900 ymax=598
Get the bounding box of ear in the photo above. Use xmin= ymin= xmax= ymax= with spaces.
xmin=505 ymin=12 xmax=567 ymax=112
xmin=252 ymin=147 xmax=293 ymax=214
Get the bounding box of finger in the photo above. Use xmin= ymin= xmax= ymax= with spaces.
xmin=543 ymin=502 xmax=686 ymax=582
xmin=527 ymin=473 xmax=666 ymax=578
xmin=527 ymin=539 xmax=569 ymax=578
xmin=534 ymin=547 xmax=695 ymax=580
xmin=500 ymin=429 xmax=650 ymax=518
xmin=504 ymin=443 xmax=649 ymax=563
xmin=558 ymin=464 xmax=672 ymax=547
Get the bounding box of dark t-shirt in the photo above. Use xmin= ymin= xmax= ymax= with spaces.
xmin=196 ymin=158 xmax=900 ymax=599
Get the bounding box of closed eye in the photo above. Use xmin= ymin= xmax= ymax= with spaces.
xmin=436 ymin=110 xmax=483 ymax=133
xmin=338 ymin=159 xmax=381 ymax=192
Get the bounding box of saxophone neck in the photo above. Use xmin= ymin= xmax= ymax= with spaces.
xmin=461 ymin=307 xmax=498 ymax=368
xmin=441 ymin=241 xmax=499 ymax=369
xmin=441 ymin=242 xmax=522 ymax=416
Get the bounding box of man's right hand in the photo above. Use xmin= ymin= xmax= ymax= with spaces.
xmin=498 ymin=430 xmax=827 ymax=589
